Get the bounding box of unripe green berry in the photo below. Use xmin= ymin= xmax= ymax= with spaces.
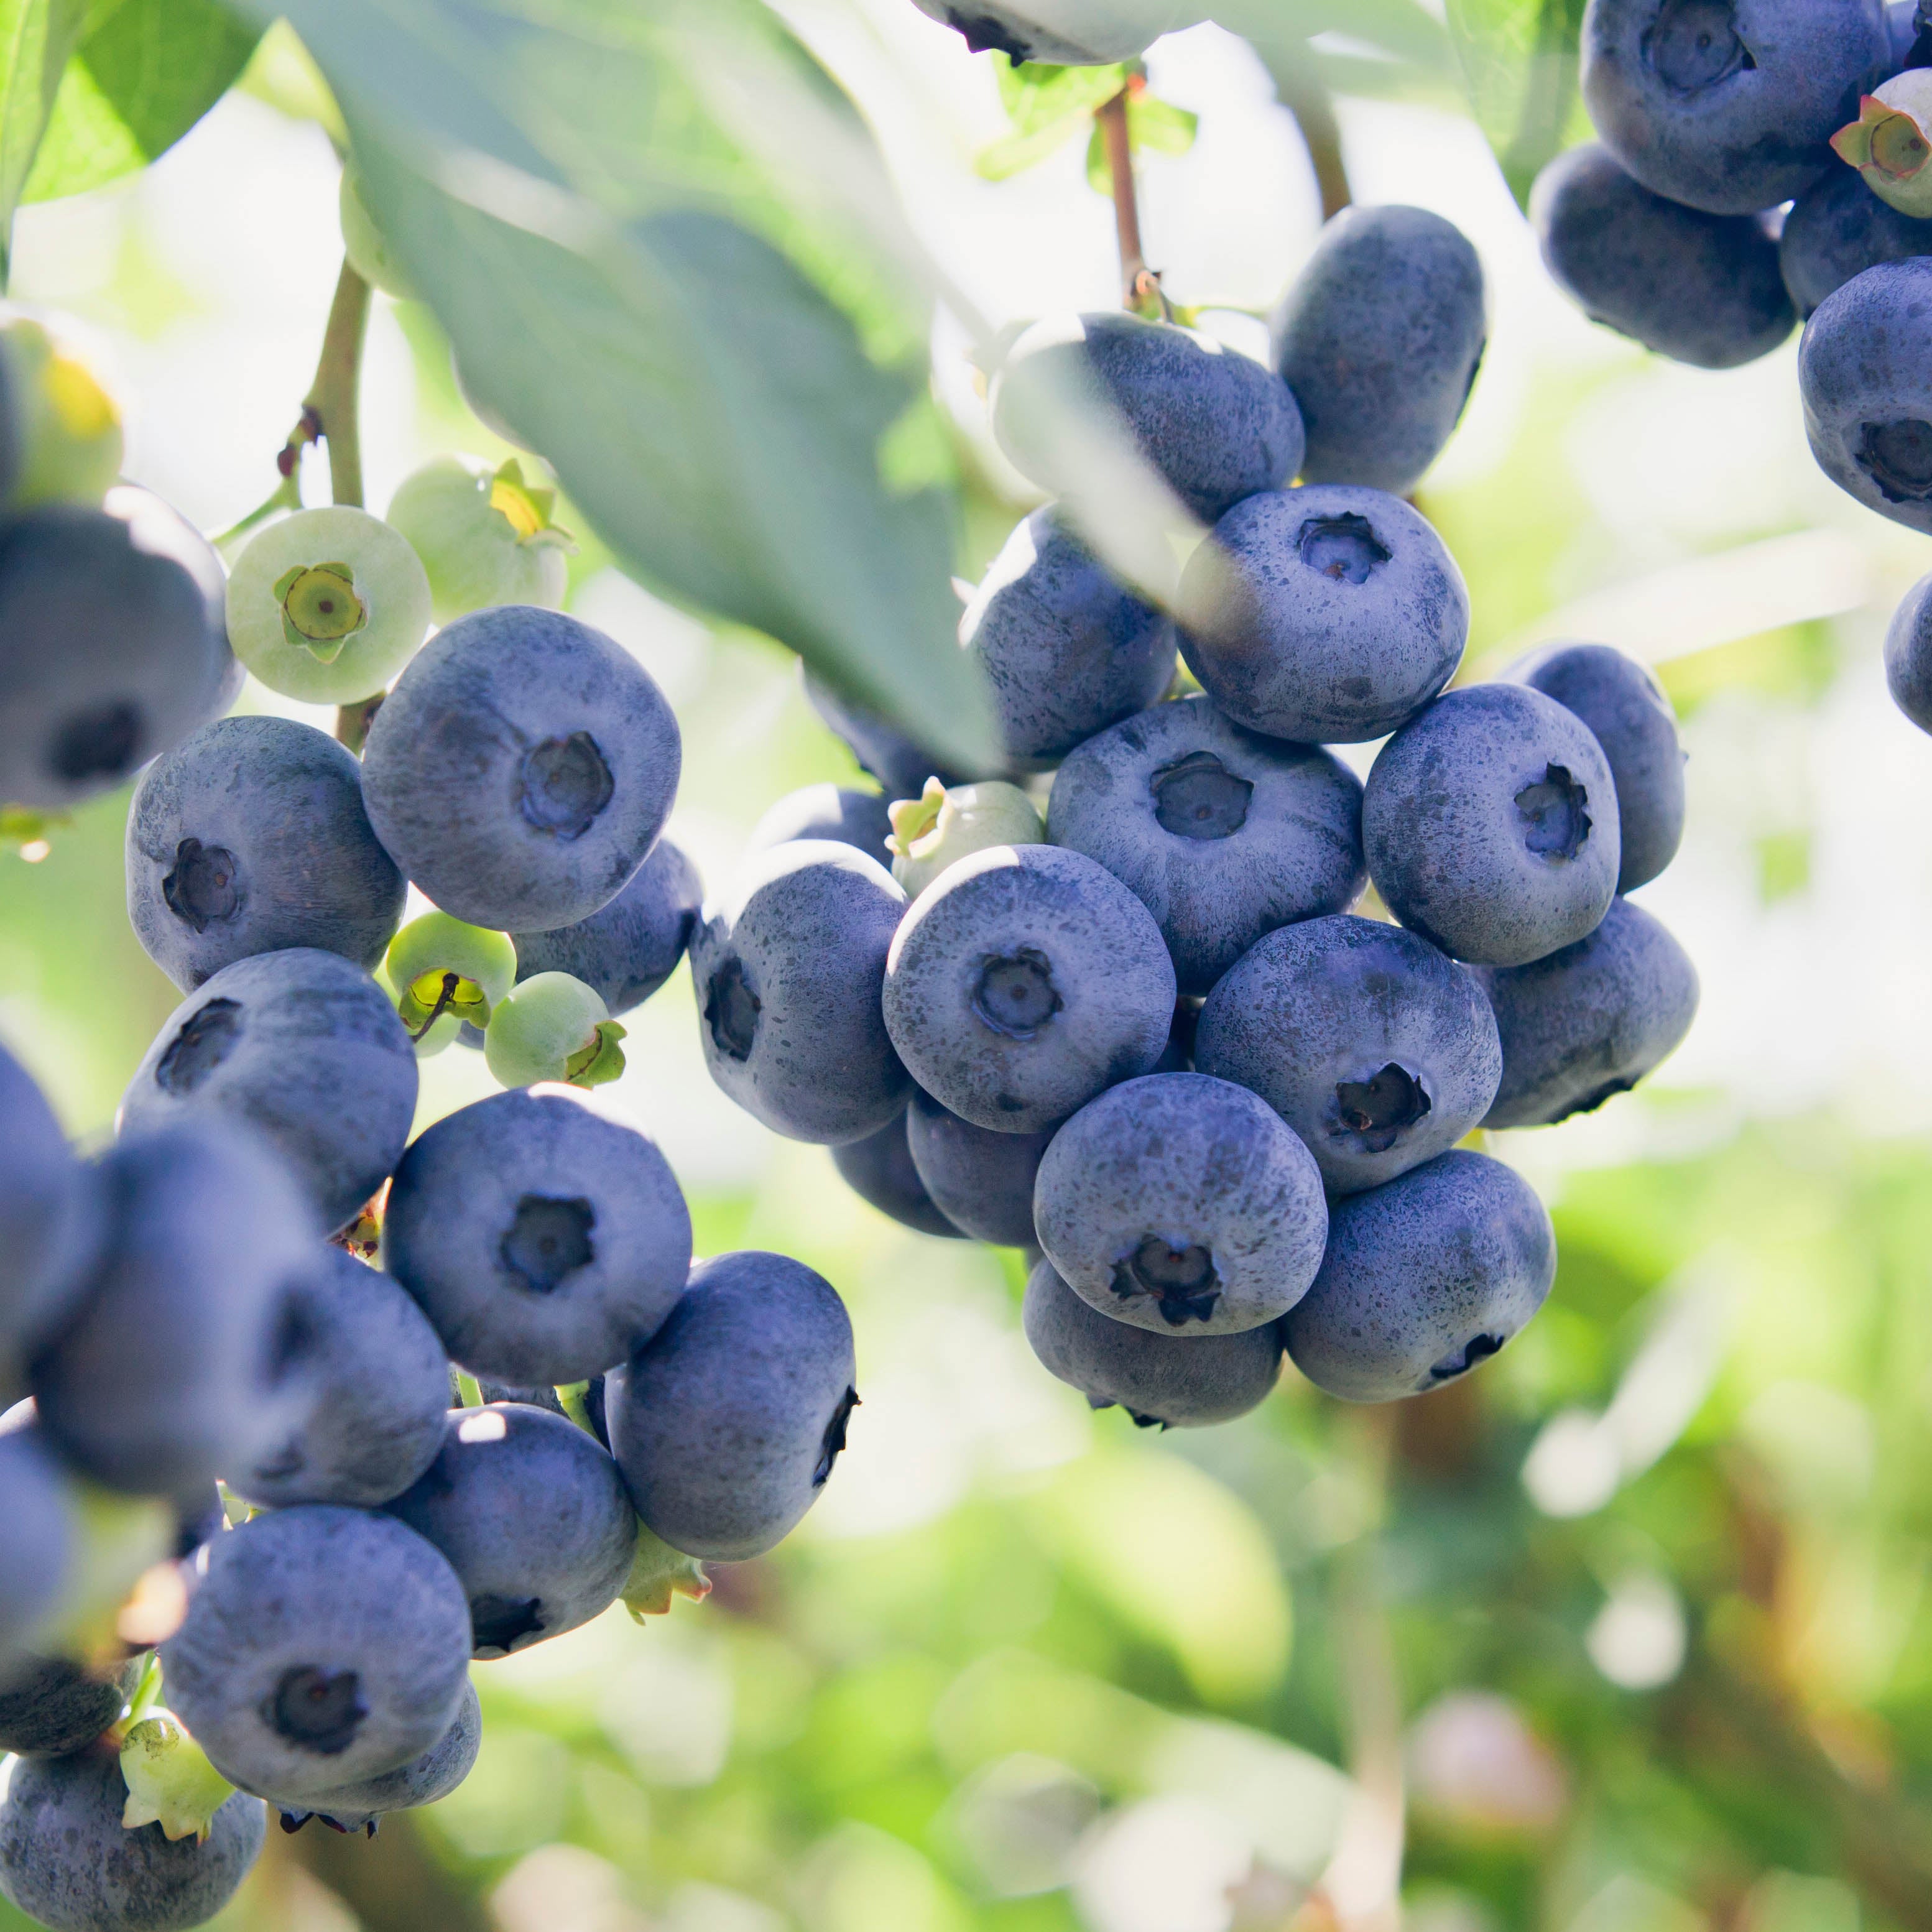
xmin=226 ymin=506 xmax=432 ymax=703
xmin=120 ymin=1714 xmax=236 ymax=1844
xmin=386 ymin=912 xmax=517 ymax=1050
xmin=484 ymin=970 xmax=627 ymax=1089
xmin=386 ymin=455 xmax=573 ymax=625
xmin=1 ymin=317 xmax=123 ymax=508
xmin=1833 ymin=72 xmax=1932 ymax=218
xmin=339 ymin=165 xmax=418 ymax=302
xmin=887 ymin=777 xmax=1045 ymax=897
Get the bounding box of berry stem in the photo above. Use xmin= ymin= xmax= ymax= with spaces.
xmin=303 ymin=261 xmax=372 ymax=512
xmin=1274 ymin=61 xmax=1351 ymax=219
xmin=1096 ymin=90 xmax=1157 ymax=313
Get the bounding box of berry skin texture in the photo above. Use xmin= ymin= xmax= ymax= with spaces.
xmin=910 ymin=0 xmax=1203 ymax=63
xmin=905 ymin=1086 xmax=1053 ymax=1247
xmin=31 ymin=1119 xmax=321 ymax=1499
xmin=1780 ymin=165 xmax=1932 ymax=319
xmin=225 ymin=506 xmax=433 ymax=705
xmin=120 ymin=948 xmax=420 ymax=1237
xmin=1023 ymin=1257 xmax=1283 ymax=1428
xmin=1270 ymin=205 xmax=1487 ymax=495
xmin=1799 ymin=257 xmax=1932 ymax=535
xmin=1033 ymin=1072 xmax=1328 ymax=1335
xmin=1364 ymin=684 xmax=1622 ymax=968
xmin=361 ymin=605 xmax=682 ymax=931
xmin=386 ymin=455 xmax=571 ymax=626
xmin=832 ymin=1107 xmax=966 ymax=1240
xmin=126 ymin=715 xmax=407 ymax=993
xmin=382 ymin=1088 xmax=692 ymax=1386
xmin=882 ymin=843 xmax=1176 ymax=1135
xmin=1179 ymin=486 xmax=1469 ymax=745
xmin=0 ymin=1742 xmax=266 ymax=1932
xmin=1476 ymin=897 xmax=1699 ymax=1128
xmin=691 ymin=840 xmax=911 ymax=1145
xmin=1048 ymin=694 xmax=1366 ymax=996
xmin=0 ymin=1430 xmax=70 ymax=1663
xmin=230 ymin=1244 xmax=451 ymax=1511
xmin=1283 ymin=1149 xmax=1556 ymax=1403
xmin=747 ymin=786 xmax=892 ymax=866
xmin=992 ymin=313 xmax=1305 ymax=526
xmin=511 ymin=836 xmax=701 ymax=1017
xmin=1884 ymin=568 xmax=1932 ymax=732
xmin=1580 ymin=0 xmax=1892 ymax=216
xmin=0 ymin=1655 xmax=144 ymax=1758
xmin=0 ymin=504 xmax=228 ymax=811
xmin=606 ymin=1250 xmax=857 ymax=1562
xmin=1507 ymin=642 xmax=1685 ymax=891
xmin=1531 ymin=145 xmax=1795 ymax=369
xmin=1194 ymin=915 xmax=1503 ymax=1196
xmin=803 ymin=668 xmax=969 ymax=800
xmin=276 ymin=1678 xmax=479 ymax=1836
xmin=386 ymin=1403 xmax=638 ymax=1659
xmin=961 ymin=509 xmax=1177 ymax=769
xmin=160 ymin=1505 xmax=473 ymax=1803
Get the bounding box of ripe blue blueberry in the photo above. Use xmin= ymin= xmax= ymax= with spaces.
xmin=691 ymin=840 xmax=910 ymax=1144
xmin=1800 ymin=257 xmax=1932 ymax=534
xmin=231 ymin=1244 xmax=451 ymax=1510
xmin=1032 ymin=1071 xmax=1328 ymax=1334
xmin=992 ymin=313 xmax=1304 ymax=525
xmin=0 ymin=1742 xmax=266 ymax=1932
xmin=119 ymin=948 xmax=418 ymax=1236
xmin=1022 ymin=1256 xmax=1283 ymax=1428
xmin=275 ymin=1678 xmax=479 ymax=1836
xmin=386 ymin=1404 xmax=637 ymax=1658
xmin=1507 ymin=641 xmax=1685 ymax=890
xmin=1884 ymin=568 xmax=1932 ymax=732
xmin=1271 ymin=205 xmax=1487 ymax=494
xmin=1283 ymin=1149 xmax=1556 ymax=1402
xmin=1780 ymin=165 xmax=1932 ymax=319
xmin=831 ymin=1107 xmax=966 ymax=1239
xmin=360 ymin=605 xmax=682 ymax=931
xmin=961 ymin=509 xmax=1176 ymax=769
xmin=0 ymin=1429 xmax=70 ymax=1665
xmin=1476 ymin=897 xmax=1699 ymax=1127
xmin=1531 ymin=144 xmax=1795 ymax=368
xmin=161 ymin=1505 xmax=473 ymax=1801
xmin=803 ymin=669 xmax=969 ymax=800
xmin=1364 ymin=684 xmax=1620 ymax=966
xmin=1193 ymin=915 xmax=1502 ymax=1196
xmin=0 ymin=1655 xmax=144 ymax=1758
xmin=1178 ymin=486 xmax=1469 ymax=744
xmin=383 ymin=1088 xmax=692 ymax=1386
xmin=882 ymin=844 xmax=1176 ymax=1134
xmin=747 ymin=785 xmax=893 ymax=865
xmin=905 ymin=1086 xmax=1053 ymax=1247
xmin=510 ymin=836 xmax=701 ymax=1017
xmin=606 ymin=1250 xmax=856 ymax=1561
xmin=126 ymin=715 xmax=406 ymax=993
xmin=1581 ymin=0 xmax=1892 ymax=215
xmin=1048 ymin=694 xmax=1365 ymax=995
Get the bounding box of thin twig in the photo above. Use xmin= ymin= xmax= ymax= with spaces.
xmin=304 ymin=261 xmax=372 ymax=510
xmin=1273 ymin=57 xmax=1352 ymax=219
xmin=1096 ymin=89 xmax=1156 ymax=312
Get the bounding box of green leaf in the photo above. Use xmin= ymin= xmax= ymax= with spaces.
xmin=1082 ymin=91 xmax=1198 ymax=194
xmin=976 ymin=58 xmax=1127 ymax=180
xmin=23 ymin=0 xmax=258 ymax=205
xmin=1443 ymin=0 xmax=1591 ymax=207
xmin=231 ymin=0 xmax=995 ymax=768
xmin=0 ymin=0 xmax=88 ymax=277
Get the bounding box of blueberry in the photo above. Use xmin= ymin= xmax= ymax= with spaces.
xmin=803 ymin=668 xmax=970 ymax=800
xmin=0 ymin=502 xmax=228 ymax=810
xmin=483 ymin=971 xmax=627 ymax=1090
xmin=831 ymin=1107 xmax=966 ymax=1240
xmin=910 ymin=0 xmax=1202 ymax=63
xmin=606 ymin=1250 xmax=857 ymax=1561
xmin=1270 ymin=205 xmax=1487 ymax=494
xmin=386 ymin=454 xmax=570 ymax=625
xmin=882 ymin=844 xmax=1176 ymax=1134
xmin=1800 ymin=257 xmax=1932 ymax=534
xmin=1022 ymin=1257 xmax=1283 ymax=1428
xmin=1364 ymin=685 xmax=1620 ymax=966
xmin=1884 ymin=568 xmax=1932 ymax=731
xmin=0 ymin=1654 xmax=144 ymax=1758
xmin=1530 ymin=144 xmax=1796 ymax=368
xmin=231 ymin=1246 xmax=451 ymax=1511
xmin=0 ymin=1428 xmax=70 ymax=1663
xmin=31 ymin=1119 xmax=320 ymax=1497
xmin=747 ymin=785 xmax=893 ymax=865
xmin=1032 ymin=1072 xmax=1327 ymax=1334
xmin=1780 ymin=165 xmax=1932 ymax=318
xmin=119 ymin=948 xmax=419 ymax=1236
xmin=691 ymin=840 xmax=910 ymax=1144
xmin=1194 ymin=915 xmax=1502 ymax=1195
xmin=1178 ymin=486 xmax=1469 ymax=744
xmin=1047 ymin=694 xmax=1365 ymax=995
xmin=905 ymin=1086 xmax=1053 ymax=1246
xmin=961 ymin=509 xmax=1176 ymax=769
xmin=160 ymin=1505 xmax=472 ymax=1801
xmin=0 ymin=1742 xmax=266 ymax=1932
xmin=126 ymin=715 xmax=407 ymax=993
xmin=1507 ymin=642 xmax=1685 ymax=891
xmin=275 ymin=1678 xmax=480 ymax=1836
xmin=360 ymin=604 xmax=682 ymax=931
xmin=382 ymin=1088 xmax=692 ymax=1386
xmin=1581 ymin=0 xmax=1892 ymax=215
xmin=889 ymin=779 xmax=1046 ymax=898
xmin=1475 ymin=897 xmax=1699 ymax=1128
xmin=386 ymin=1403 xmax=637 ymax=1658
xmin=992 ymin=313 xmax=1305 ymax=525
xmin=1283 ymin=1149 xmax=1555 ymax=1402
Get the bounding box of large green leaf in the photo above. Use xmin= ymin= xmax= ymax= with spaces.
xmin=1444 ymin=0 xmax=1590 ymax=207
xmin=233 ymin=0 xmax=994 ymax=768
xmin=23 ymin=0 xmax=257 ymax=205
xmin=0 ymin=0 xmax=86 ymax=277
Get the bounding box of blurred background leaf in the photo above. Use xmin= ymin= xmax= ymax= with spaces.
xmin=1444 ymin=0 xmax=1592 ymax=207
xmin=0 ymin=0 xmax=88 ymax=277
